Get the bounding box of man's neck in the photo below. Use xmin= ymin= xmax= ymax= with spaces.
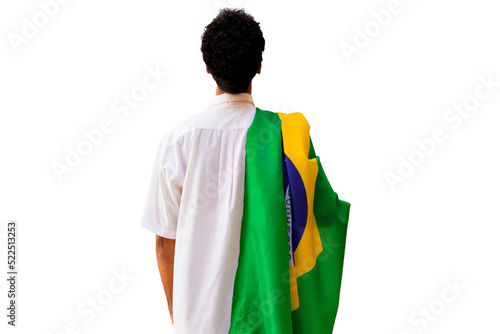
xmin=216 ymin=83 xmax=252 ymax=95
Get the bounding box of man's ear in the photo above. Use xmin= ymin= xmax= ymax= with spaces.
xmin=206 ymin=66 xmax=210 ymax=74
xmin=257 ymin=63 xmax=262 ymax=74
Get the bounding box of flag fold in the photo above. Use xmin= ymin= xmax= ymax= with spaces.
xmin=229 ymin=108 xmax=350 ymax=334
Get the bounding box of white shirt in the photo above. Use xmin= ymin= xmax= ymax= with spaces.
xmin=140 ymin=93 xmax=256 ymax=333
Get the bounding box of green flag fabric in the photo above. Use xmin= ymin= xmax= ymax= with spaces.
xmin=229 ymin=108 xmax=350 ymax=334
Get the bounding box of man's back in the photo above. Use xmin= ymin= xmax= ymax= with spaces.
xmin=141 ymin=8 xmax=349 ymax=334
xmin=141 ymin=92 xmax=256 ymax=332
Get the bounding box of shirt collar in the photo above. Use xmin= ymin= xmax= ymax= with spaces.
xmin=207 ymin=93 xmax=255 ymax=109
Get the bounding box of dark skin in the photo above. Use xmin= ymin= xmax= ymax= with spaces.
xmin=155 ymin=63 xmax=261 ymax=326
xmin=207 ymin=63 xmax=261 ymax=95
xmin=156 ymin=235 xmax=176 ymax=324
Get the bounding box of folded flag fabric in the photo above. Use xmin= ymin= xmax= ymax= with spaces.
xmin=228 ymin=108 xmax=351 ymax=334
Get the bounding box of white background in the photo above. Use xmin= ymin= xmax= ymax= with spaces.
xmin=1 ymin=0 xmax=499 ymax=333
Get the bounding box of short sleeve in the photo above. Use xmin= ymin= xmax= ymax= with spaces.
xmin=140 ymin=142 xmax=181 ymax=239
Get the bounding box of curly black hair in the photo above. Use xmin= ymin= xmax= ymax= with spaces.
xmin=201 ymin=8 xmax=265 ymax=94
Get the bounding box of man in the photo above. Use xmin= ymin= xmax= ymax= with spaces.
xmin=141 ymin=7 xmax=265 ymax=332
xmin=141 ymin=8 xmax=349 ymax=334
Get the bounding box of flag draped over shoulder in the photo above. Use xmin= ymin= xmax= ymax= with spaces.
xmin=228 ymin=108 xmax=351 ymax=334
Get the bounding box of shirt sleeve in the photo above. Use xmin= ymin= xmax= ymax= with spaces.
xmin=140 ymin=141 xmax=181 ymax=239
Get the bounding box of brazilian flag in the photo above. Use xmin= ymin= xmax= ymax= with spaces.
xmin=229 ymin=108 xmax=351 ymax=334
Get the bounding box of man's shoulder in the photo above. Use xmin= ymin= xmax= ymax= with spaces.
xmin=254 ymin=108 xmax=309 ymax=129
xmin=161 ymin=103 xmax=257 ymax=147
xmin=277 ymin=110 xmax=309 ymax=126
xmin=159 ymin=110 xmax=203 ymax=150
